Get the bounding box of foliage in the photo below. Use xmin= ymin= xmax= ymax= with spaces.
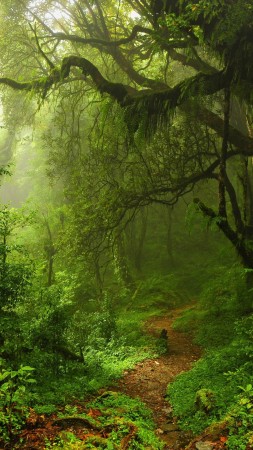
xmin=83 ymin=392 xmax=164 ymax=450
xmin=168 ymin=265 xmax=253 ymax=438
xmin=0 ymin=365 xmax=35 ymax=442
xmin=29 ymin=314 xmax=156 ymax=407
xmin=23 ymin=392 xmax=164 ymax=450
xmin=0 ymin=206 xmax=34 ymax=307
xmin=173 ymin=264 xmax=249 ymax=337
xmin=227 ymin=384 xmax=253 ymax=450
xmin=195 ymin=388 xmax=216 ymax=413
xmin=1 ymin=1 xmax=253 ymax=448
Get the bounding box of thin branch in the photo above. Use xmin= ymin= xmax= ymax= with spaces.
xmin=49 ymin=25 xmax=153 ymax=47
xmin=29 ymin=23 xmax=55 ymax=70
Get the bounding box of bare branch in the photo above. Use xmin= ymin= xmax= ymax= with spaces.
xmin=49 ymin=25 xmax=153 ymax=47
xmin=29 ymin=23 xmax=55 ymax=70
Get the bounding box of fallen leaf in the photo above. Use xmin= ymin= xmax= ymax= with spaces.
xmin=87 ymin=408 xmax=102 ymax=418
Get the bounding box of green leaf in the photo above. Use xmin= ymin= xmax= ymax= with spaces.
xmin=20 ymin=366 xmax=35 ymax=371
xmin=0 ymin=372 xmax=10 ymax=382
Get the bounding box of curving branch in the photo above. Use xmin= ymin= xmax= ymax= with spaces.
xmin=0 ymin=55 xmax=253 ymax=154
xmin=194 ymin=198 xmax=253 ymax=268
xmin=45 ymin=25 xmax=153 ymax=47
xmin=0 ymin=55 xmax=135 ymax=100
xmin=166 ymin=48 xmax=217 ymax=74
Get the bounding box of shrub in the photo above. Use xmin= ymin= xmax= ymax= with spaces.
xmin=0 ymin=365 xmax=36 ymax=442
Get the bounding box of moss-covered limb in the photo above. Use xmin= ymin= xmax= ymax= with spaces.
xmin=0 ymin=78 xmax=33 ymax=91
xmin=60 ymin=56 xmax=131 ymax=101
xmin=193 ymin=198 xmax=253 ymax=267
xmin=1 ymin=55 xmax=253 ymax=155
xmin=128 ymin=70 xmax=230 ymax=118
xmin=0 ymin=56 xmax=133 ymax=102
xmin=52 ymin=414 xmax=138 ymax=449
xmin=194 ymin=198 xmax=238 ymax=242
xmin=0 ymin=58 xmax=229 ymax=106
xmin=54 ymin=345 xmax=84 ymax=363
xmin=196 ymin=106 xmax=253 ymax=155
xmin=165 ymin=47 xmax=216 ymax=74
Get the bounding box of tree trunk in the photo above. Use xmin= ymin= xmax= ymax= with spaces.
xmin=114 ymin=234 xmax=134 ymax=289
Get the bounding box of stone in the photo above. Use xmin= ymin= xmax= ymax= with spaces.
xmin=195 ymin=441 xmax=213 ymax=450
xmin=162 ymin=407 xmax=173 ymax=415
xmin=162 ymin=423 xmax=180 ymax=432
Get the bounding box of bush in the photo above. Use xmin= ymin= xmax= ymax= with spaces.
xmin=0 ymin=365 xmax=36 ymax=443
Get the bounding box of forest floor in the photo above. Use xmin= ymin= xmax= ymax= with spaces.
xmin=8 ymin=306 xmax=230 ymax=450
xmin=113 ymin=306 xmax=202 ymax=449
xmin=113 ymin=305 xmax=230 ymax=450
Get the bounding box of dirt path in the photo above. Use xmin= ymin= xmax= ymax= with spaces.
xmin=114 ymin=307 xmax=202 ymax=449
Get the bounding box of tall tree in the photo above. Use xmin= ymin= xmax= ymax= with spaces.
xmin=1 ymin=1 xmax=253 ymax=267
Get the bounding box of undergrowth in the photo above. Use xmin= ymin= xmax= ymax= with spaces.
xmin=22 ymin=273 xmax=181 ymax=409
xmin=168 ymin=265 xmax=253 ymax=449
xmin=37 ymin=392 xmax=164 ymax=449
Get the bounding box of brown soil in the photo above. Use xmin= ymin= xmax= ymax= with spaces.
xmin=113 ymin=306 xmax=202 ymax=449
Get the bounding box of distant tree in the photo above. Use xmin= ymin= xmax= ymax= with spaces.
xmin=0 ymin=206 xmax=34 ymax=361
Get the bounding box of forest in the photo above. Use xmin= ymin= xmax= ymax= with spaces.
xmin=0 ymin=0 xmax=253 ymax=449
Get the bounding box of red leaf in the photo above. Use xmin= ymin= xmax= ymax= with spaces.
xmin=87 ymin=408 xmax=102 ymax=417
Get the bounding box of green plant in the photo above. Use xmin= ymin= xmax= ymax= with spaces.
xmin=167 ymin=346 xmax=241 ymax=433
xmin=0 ymin=365 xmax=36 ymax=442
xmin=227 ymin=384 xmax=253 ymax=449
xmin=195 ymin=389 xmax=216 ymax=413
xmin=58 ymin=404 xmax=79 ymax=417
xmin=87 ymin=392 xmax=164 ymax=449
xmin=48 ymin=431 xmax=82 ymax=448
xmin=34 ymin=404 xmax=58 ymax=415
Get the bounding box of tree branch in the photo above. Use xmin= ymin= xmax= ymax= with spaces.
xmin=223 ymin=172 xmax=244 ymax=234
xmin=1 ymin=55 xmax=253 ymax=155
xmin=29 ymin=23 xmax=55 ymax=70
xmin=49 ymin=25 xmax=153 ymax=47
xmin=218 ymin=88 xmax=230 ymax=218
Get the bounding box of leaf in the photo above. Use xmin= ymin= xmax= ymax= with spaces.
xmin=87 ymin=408 xmax=102 ymax=418
xmin=26 ymin=378 xmax=36 ymax=384
xmin=0 ymin=372 xmax=10 ymax=382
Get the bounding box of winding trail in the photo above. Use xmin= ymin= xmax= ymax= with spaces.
xmin=114 ymin=307 xmax=202 ymax=449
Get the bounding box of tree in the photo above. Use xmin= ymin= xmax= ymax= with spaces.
xmin=0 ymin=1 xmax=253 ymax=267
